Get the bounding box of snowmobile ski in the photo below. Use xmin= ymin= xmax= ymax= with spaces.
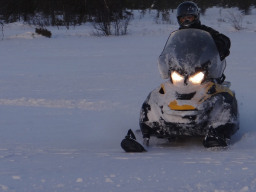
xmin=121 ymin=129 xmax=147 ymax=152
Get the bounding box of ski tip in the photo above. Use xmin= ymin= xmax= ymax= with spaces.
xmin=121 ymin=138 xmax=147 ymax=152
xmin=121 ymin=129 xmax=147 ymax=152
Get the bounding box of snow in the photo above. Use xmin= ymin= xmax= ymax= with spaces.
xmin=0 ymin=7 xmax=256 ymax=192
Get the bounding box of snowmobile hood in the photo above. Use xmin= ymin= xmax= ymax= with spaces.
xmin=158 ymin=29 xmax=224 ymax=79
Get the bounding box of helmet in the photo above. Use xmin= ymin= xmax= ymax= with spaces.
xmin=177 ymin=1 xmax=200 ymax=28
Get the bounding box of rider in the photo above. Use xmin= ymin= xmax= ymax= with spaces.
xmin=176 ymin=1 xmax=231 ymax=62
xmin=175 ymin=2 xmax=234 ymax=147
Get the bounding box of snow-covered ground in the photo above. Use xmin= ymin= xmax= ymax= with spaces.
xmin=0 ymin=7 xmax=256 ymax=192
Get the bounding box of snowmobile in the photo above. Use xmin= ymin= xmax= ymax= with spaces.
xmin=121 ymin=29 xmax=239 ymax=152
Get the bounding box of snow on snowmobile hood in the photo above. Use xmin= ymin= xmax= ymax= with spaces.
xmin=158 ymin=29 xmax=225 ymax=79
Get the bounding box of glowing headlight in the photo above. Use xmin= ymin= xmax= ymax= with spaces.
xmin=188 ymin=72 xmax=205 ymax=84
xmin=171 ymin=71 xmax=184 ymax=83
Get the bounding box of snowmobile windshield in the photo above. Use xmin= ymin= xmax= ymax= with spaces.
xmin=158 ymin=29 xmax=225 ymax=79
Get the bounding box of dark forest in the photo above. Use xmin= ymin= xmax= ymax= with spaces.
xmin=0 ymin=0 xmax=255 ymax=30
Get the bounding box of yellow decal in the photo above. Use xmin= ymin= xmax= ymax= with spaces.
xmin=215 ymin=84 xmax=234 ymax=97
xmin=169 ymin=100 xmax=196 ymax=111
xmin=199 ymin=82 xmax=234 ymax=103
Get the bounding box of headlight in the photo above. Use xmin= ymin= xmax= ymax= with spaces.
xmin=188 ymin=72 xmax=205 ymax=84
xmin=171 ymin=71 xmax=184 ymax=83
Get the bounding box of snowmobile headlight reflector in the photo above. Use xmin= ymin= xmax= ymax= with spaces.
xmin=189 ymin=72 xmax=205 ymax=84
xmin=171 ymin=71 xmax=184 ymax=83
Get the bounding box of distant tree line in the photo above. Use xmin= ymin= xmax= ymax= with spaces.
xmin=0 ymin=0 xmax=255 ymax=24
xmin=0 ymin=0 xmax=255 ymax=35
